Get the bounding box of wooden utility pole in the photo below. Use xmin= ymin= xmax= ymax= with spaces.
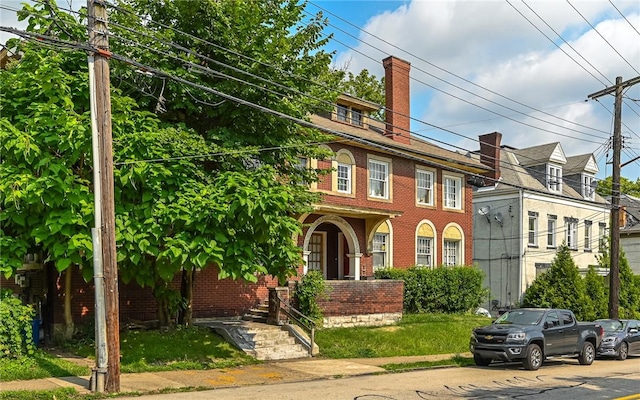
xmin=87 ymin=0 xmax=120 ymax=392
xmin=588 ymin=75 xmax=640 ymax=319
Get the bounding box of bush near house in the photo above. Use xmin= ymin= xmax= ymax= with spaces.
xmin=0 ymin=290 xmax=36 ymax=359
xmin=375 ymin=266 xmax=488 ymax=313
xmin=522 ymin=244 xmax=640 ymax=320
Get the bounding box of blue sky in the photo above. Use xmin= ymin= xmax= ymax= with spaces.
xmin=1 ymin=0 xmax=639 ymax=182
xmin=309 ymin=0 xmax=640 ymax=183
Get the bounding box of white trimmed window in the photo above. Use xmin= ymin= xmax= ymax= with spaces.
xmin=337 ymin=163 xmax=351 ymax=193
xmin=443 ymin=240 xmax=459 ymax=266
xmin=373 ymin=233 xmax=388 ymax=269
xmin=599 ymin=223 xmax=607 ymax=252
xmin=351 ymin=109 xmax=363 ymax=126
xmin=583 ymin=175 xmax=595 ymax=200
xmin=416 ymin=236 xmax=432 ymax=267
xmin=547 ymin=165 xmax=562 ymax=192
xmin=307 ymin=233 xmax=324 ymax=272
xmin=547 ymin=216 xmax=557 ymax=247
xmin=416 ymin=168 xmax=434 ymax=206
xmin=528 ymin=212 xmax=538 ymax=246
xmin=443 ymin=175 xmax=462 ymax=209
xmin=565 ymin=218 xmax=578 ymax=250
xmin=369 ymin=159 xmax=389 ymax=199
xmin=584 ymin=221 xmax=592 ymax=251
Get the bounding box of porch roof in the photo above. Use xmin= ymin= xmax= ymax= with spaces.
xmin=312 ymin=203 xmax=402 ymax=220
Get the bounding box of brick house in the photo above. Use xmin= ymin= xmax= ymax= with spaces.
xmin=3 ymin=56 xmax=490 ymax=336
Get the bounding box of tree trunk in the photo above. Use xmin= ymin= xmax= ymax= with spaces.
xmin=63 ymin=266 xmax=74 ymax=340
xmin=178 ymin=267 xmax=195 ymax=326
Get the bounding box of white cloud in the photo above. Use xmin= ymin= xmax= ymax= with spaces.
xmin=331 ymin=0 xmax=640 ymax=179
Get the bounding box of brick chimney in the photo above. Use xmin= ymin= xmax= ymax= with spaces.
xmin=478 ymin=132 xmax=502 ymax=183
xmin=383 ymin=56 xmax=411 ymax=145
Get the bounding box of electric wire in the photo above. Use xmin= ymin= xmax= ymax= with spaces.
xmin=608 ymin=0 xmax=640 ymax=38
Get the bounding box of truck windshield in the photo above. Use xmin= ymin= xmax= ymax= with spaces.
xmin=495 ymin=310 xmax=545 ymax=325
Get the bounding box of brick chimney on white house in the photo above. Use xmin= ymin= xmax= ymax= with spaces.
xmin=478 ymin=131 xmax=502 ymax=183
xmin=383 ymin=56 xmax=411 ymax=145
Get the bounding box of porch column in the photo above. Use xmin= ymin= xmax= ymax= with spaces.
xmin=302 ymin=251 xmax=310 ymax=275
xmin=347 ymin=253 xmax=363 ymax=280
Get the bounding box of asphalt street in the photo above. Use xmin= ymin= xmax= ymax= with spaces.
xmin=117 ymin=356 xmax=640 ymax=400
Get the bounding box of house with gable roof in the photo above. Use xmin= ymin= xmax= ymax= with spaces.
xmin=472 ymin=132 xmax=610 ymax=312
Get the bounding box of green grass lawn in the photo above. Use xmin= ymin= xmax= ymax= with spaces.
xmin=0 ymin=351 xmax=91 ymax=382
xmin=66 ymin=325 xmax=258 ymax=373
xmin=315 ymin=313 xmax=491 ymax=358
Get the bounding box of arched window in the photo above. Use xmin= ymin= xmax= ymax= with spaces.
xmin=443 ymin=224 xmax=464 ymax=266
xmin=373 ymin=221 xmax=391 ymax=270
xmin=416 ymin=221 xmax=436 ymax=267
xmin=334 ymin=149 xmax=355 ymax=195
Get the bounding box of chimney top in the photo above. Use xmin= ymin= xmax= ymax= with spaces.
xmin=383 ymin=56 xmax=411 ymax=145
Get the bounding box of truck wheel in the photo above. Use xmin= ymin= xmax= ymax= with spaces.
xmin=522 ymin=344 xmax=543 ymax=370
xmin=578 ymin=341 xmax=595 ymax=365
xmin=473 ymin=353 xmax=492 ymax=366
xmin=617 ymin=342 xmax=628 ymax=361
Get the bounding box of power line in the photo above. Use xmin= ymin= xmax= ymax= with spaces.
xmin=609 ymin=0 xmax=640 ymax=37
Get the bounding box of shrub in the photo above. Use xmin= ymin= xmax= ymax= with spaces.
xmin=0 ymin=292 xmax=36 ymax=359
xmin=294 ymin=270 xmax=326 ymax=325
xmin=584 ymin=266 xmax=608 ymax=321
xmin=522 ymin=245 xmax=591 ymax=320
xmin=375 ymin=266 xmax=488 ymax=314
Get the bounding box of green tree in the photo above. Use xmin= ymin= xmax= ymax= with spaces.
xmin=597 ymin=245 xmax=640 ymax=318
xmin=3 ymin=0 xmax=342 ymax=326
xmin=337 ymin=69 xmax=385 ymax=120
xmin=521 ymin=245 xmax=590 ymax=320
xmin=583 ymin=266 xmax=608 ymax=320
xmin=595 ymin=176 xmax=640 ymax=197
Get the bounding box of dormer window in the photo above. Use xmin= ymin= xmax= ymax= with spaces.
xmin=337 ymin=105 xmax=348 ymax=122
xmin=582 ymin=175 xmax=596 ymax=200
xmin=335 ymin=104 xmax=365 ymax=127
xmin=547 ymin=164 xmax=562 ymax=192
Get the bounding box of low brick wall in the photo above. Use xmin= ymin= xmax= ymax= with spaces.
xmin=317 ymin=280 xmax=403 ymax=327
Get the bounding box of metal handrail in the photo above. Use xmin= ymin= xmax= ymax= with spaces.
xmin=276 ymin=294 xmax=316 ymax=356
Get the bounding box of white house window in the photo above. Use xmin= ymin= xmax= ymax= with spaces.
xmin=565 ymin=218 xmax=578 ymax=250
xmin=443 ymin=240 xmax=459 ymax=266
xmin=599 ymin=223 xmax=607 ymax=252
xmin=416 ymin=169 xmax=434 ymax=205
xmin=373 ymin=233 xmax=388 ymax=269
xmin=547 ymin=165 xmax=562 ymax=192
xmin=528 ymin=212 xmax=538 ymax=247
xmin=337 ymin=163 xmax=351 ymax=193
xmin=443 ymin=175 xmax=462 ymax=209
xmin=416 ymin=236 xmax=432 ymax=267
xmin=584 ymin=221 xmax=592 ymax=251
xmin=547 ymin=216 xmax=557 ymax=248
xmin=369 ymin=159 xmax=389 ymax=199
xmin=583 ymin=175 xmax=595 ymax=200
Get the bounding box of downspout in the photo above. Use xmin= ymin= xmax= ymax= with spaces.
xmin=518 ymin=189 xmax=524 ymax=304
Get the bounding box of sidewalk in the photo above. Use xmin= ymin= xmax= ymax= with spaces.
xmin=0 ymin=353 xmax=471 ymax=394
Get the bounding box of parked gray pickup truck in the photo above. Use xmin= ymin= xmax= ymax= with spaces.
xmin=470 ymin=308 xmax=604 ymax=370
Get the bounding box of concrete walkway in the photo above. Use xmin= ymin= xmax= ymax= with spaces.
xmin=0 ymin=353 xmax=472 ymax=395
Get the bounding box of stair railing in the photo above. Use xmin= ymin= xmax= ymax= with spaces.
xmin=276 ymin=294 xmax=316 ymax=357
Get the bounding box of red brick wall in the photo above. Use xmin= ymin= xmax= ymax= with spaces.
xmin=312 ymin=142 xmax=474 ymax=268
xmin=316 ymin=280 xmax=404 ymax=316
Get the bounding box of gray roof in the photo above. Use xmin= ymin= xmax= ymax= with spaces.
xmin=513 ymin=143 xmax=562 ymax=167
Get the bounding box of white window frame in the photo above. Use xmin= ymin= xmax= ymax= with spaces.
xmin=373 ymin=233 xmax=388 ymax=270
xmin=547 ymin=164 xmax=562 ymax=192
xmin=584 ymin=221 xmax=592 ymax=251
xmin=337 ymin=162 xmax=351 ymax=193
xmin=582 ymin=174 xmax=595 ymax=200
xmin=547 ymin=216 xmax=557 ymax=248
xmin=368 ymin=158 xmax=390 ymax=199
xmin=599 ymin=223 xmax=607 ymax=252
xmin=443 ymin=240 xmax=459 ymax=266
xmin=565 ymin=219 xmax=578 ymax=250
xmin=416 ymin=168 xmax=434 ymax=206
xmin=416 ymin=236 xmax=433 ymax=267
xmin=528 ymin=212 xmax=538 ymax=247
xmin=443 ymin=174 xmax=462 ymax=210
